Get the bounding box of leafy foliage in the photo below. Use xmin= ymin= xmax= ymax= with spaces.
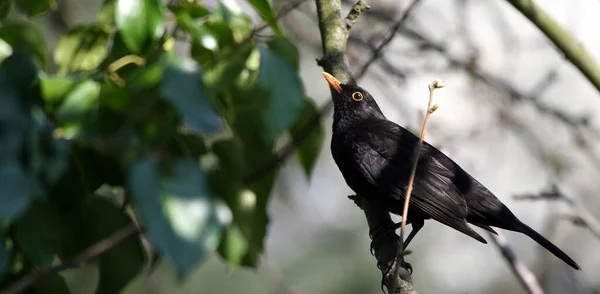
xmin=0 ymin=0 xmax=324 ymax=292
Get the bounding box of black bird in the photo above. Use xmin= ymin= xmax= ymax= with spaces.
xmin=322 ymin=72 xmax=580 ymax=270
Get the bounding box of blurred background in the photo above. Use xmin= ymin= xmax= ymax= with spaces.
xmin=5 ymin=0 xmax=600 ymax=293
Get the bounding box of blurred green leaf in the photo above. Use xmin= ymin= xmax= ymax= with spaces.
xmin=128 ymin=159 xmax=231 ymax=276
xmin=267 ymin=38 xmax=299 ymax=71
xmin=168 ymin=132 xmax=208 ymax=157
xmin=34 ymin=274 xmax=70 ymax=294
xmin=167 ymin=1 xmax=209 ymax=18
xmin=55 ymin=79 xmax=100 ymax=138
xmin=176 ymin=12 xmax=219 ymax=54
xmin=15 ymin=0 xmax=55 ymax=16
xmin=0 ymin=21 xmax=48 ymax=69
xmin=54 ymin=25 xmax=110 ymax=74
xmin=218 ymin=224 xmax=248 ymax=266
xmin=115 ymin=0 xmax=165 ymax=54
xmin=0 ymin=163 xmax=43 ymax=221
xmin=160 ymin=63 xmax=222 ymax=135
xmin=246 ymin=0 xmax=281 ymax=35
xmin=258 ymin=45 xmax=304 ymax=142
xmin=203 ymin=42 xmax=253 ymax=92
xmin=0 ymin=238 xmax=8 ymax=277
xmin=39 ymin=75 xmax=78 ymax=105
xmin=0 ymin=52 xmax=42 ymax=222
xmin=98 ymin=0 xmax=116 ymax=25
xmin=99 ymin=79 xmax=129 ymax=111
xmin=85 ymin=197 xmax=145 ymax=294
xmin=222 ymin=81 xmax=276 ymax=265
xmin=290 ymin=99 xmax=324 ymax=178
xmin=123 ymin=53 xmax=168 ymax=88
xmin=15 ymin=202 xmax=62 ymax=267
xmin=0 ymin=0 xmax=11 ymax=20
xmin=212 ymin=2 xmax=252 ymax=43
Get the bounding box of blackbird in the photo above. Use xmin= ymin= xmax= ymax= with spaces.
xmin=322 ymin=72 xmax=580 ymax=270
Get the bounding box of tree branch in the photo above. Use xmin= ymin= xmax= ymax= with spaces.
xmin=315 ymin=0 xmax=354 ymax=82
xmin=514 ymin=185 xmax=600 ymax=240
xmin=1 ymin=224 xmax=140 ymax=294
xmin=314 ymin=0 xmax=416 ymax=292
xmin=488 ymin=231 xmax=544 ymax=294
xmin=505 ymin=0 xmax=600 ymax=93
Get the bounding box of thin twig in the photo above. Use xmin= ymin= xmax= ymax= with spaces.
xmin=389 ymin=80 xmax=442 ymax=294
xmin=345 ymin=0 xmax=370 ymax=30
xmin=354 ymin=0 xmax=423 ymax=79
xmin=514 ymin=185 xmax=600 ymax=240
xmin=253 ymin=0 xmax=310 ymax=33
xmin=1 ymin=224 xmax=140 ymax=294
xmin=489 ymin=231 xmax=544 ymax=294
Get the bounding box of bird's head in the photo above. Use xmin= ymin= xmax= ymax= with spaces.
xmin=321 ymin=72 xmax=385 ymax=124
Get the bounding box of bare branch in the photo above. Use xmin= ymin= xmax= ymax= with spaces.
xmin=354 ymin=0 xmax=423 ymax=79
xmin=345 ymin=0 xmax=370 ymax=31
xmin=489 ymin=231 xmax=544 ymax=294
xmin=514 ymin=185 xmax=600 ymax=240
xmin=1 ymin=224 xmax=140 ymax=294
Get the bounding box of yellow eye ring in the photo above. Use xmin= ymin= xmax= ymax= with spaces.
xmin=352 ymin=92 xmax=363 ymax=101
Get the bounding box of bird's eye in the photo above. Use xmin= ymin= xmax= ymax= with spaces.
xmin=351 ymin=92 xmax=363 ymax=101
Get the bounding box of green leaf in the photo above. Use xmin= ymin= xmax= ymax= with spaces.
xmin=85 ymin=197 xmax=145 ymax=294
xmin=246 ymin=0 xmax=281 ymax=35
xmin=203 ymin=42 xmax=254 ymax=92
xmin=15 ymin=0 xmax=55 ymax=16
xmin=258 ymin=45 xmax=304 ymax=141
xmin=0 ymin=52 xmax=42 ymax=222
xmin=0 ymin=163 xmax=43 ymax=221
xmin=54 ymin=79 xmax=100 ymax=138
xmin=0 ymin=20 xmax=48 ymax=69
xmin=98 ymin=0 xmax=117 ymax=25
xmin=217 ymin=224 xmax=248 ymax=266
xmin=289 ymin=98 xmax=324 ymax=178
xmin=39 ymin=75 xmax=79 ymax=105
xmin=0 ymin=0 xmax=11 ymax=20
xmin=160 ymin=63 xmax=222 ymax=135
xmin=115 ymin=0 xmax=166 ymax=54
xmin=54 ymin=25 xmax=110 ymax=74
xmin=15 ymin=201 xmax=62 ymax=267
xmin=33 ymin=274 xmax=70 ymax=294
xmin=0 ymin=238 xmax=8 ymax=277
xmin=167 ymin=1 xmax=209 ymax=18
xmin=128 ymin=159 xmax=231 ymax=276
xmin=267 ymin=38 xmax=299 ymax=71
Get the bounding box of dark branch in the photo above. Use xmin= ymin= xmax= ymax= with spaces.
xmin=354 ymin=0 xmax=423 ymax=79
xmin=1 ymin=224 xmax=140 ymax=294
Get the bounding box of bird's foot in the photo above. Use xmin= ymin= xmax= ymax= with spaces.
xmin=380 ymin=258 xmax=413 ymax=292
xmin=369 ymin=222 xmax=402 ymax=255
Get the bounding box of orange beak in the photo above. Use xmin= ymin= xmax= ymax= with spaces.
xmin=322 ymin=72 xmax=343 ymax=94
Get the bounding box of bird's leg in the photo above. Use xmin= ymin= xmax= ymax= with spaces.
xmin=402 ymin=219 xmax=424 ymax=249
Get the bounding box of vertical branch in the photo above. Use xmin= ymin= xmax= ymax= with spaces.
xmin=315 ymin=0 xmax=416 ymax=292
xmin=315 ymin=0 xmax=353 ymax=83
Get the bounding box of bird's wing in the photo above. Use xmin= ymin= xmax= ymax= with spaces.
xmin=353 ymin=119 xmax=470 ymax=226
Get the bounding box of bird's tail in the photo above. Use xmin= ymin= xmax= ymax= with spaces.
xmin=514 ymin=221 xmax=581 ymax=270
